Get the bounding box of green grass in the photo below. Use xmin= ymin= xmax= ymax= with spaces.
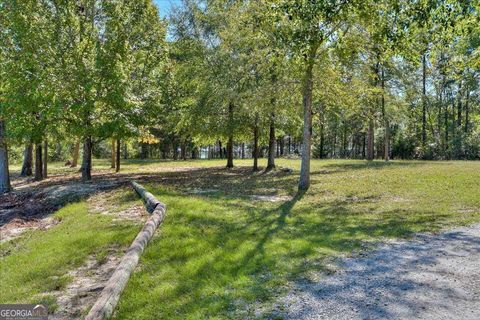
xmin=111 ymin=159 xmax=480 ymax=319
xmin=0 ymin=189 xmax=143 ymax=312
xmin=4 ymin=159 xmax=480 ymax=318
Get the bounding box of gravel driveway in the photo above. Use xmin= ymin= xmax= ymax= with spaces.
xmin=282 ymin=223 xmax=480 ymax=320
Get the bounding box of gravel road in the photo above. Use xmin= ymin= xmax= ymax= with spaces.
xmin=282 ymin=223 xmax=480 ymax=320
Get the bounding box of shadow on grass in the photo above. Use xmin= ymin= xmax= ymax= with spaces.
xmin=115 ymin=175 xmax=471 ymax=319
xmin=318 ymin=160 xmax=426 ymax=173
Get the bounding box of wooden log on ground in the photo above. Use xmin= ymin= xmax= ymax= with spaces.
xmin=86 ymin=182 xmax=166 ymax=320
xmin=131 ymin=181 xmax=161 ymax=213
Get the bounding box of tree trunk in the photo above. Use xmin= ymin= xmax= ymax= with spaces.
xmin=253 ymin=115 xmax=259 ymax=171
xmin=0 ymin=120 xmax=11 ymax=194
xmin=181 ymin=140 xmax=186 ymax=160
xmin=464 ymin=88 xmax=470 ymax=133
xmin=226 ymin=102 xmax=234 ymax=168
xmin=457 ymin=81 xmax=462 ymax=128
xmin=362 ymin=133 xmax=366 ymax=159
xmin=444 ymin=104 xmax=449 ymax=154
xmin=266 ymin=113 xmax=276 ymax=171
xmin=298 ymin=46 xmax=317 ymax=191
xmin=43 ymin=138 xmax=48 ymax=178
xmin=381 ymin=66 xmax=389 ymax=161
xmin=71 ymin=141 xmax=80 ymax=167
xmin=384 ymin=122 xmax=390 ymax=161
xmin=111 ymin=139 xmax=116 ymax=169
xmin=35 ymin=142 xmax=43 ymax=181
xmin=319 ymin=120 xmax=325 ymax=159
xmin=422 ymin=53 xmax=427 ymax=147
xmin=367 ymin=118 xmax=375 ymax=161
xmin=141 ymin=143 xmax=148 ymax=160
xmin=20 ymin=144 xmax=33 ymax=177
xmin=116 ymin=139 xmax=121 ymax=173
xmin=226 ymin=137 xmax=234 ymax=168
xmin=82 ymin=136 xmax=92 ymax=181
xmin=241 ymin=143 xmax=245 ymax=159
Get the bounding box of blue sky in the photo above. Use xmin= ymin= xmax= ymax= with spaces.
xmin=153 ymin=0 xmax=182 ymax=18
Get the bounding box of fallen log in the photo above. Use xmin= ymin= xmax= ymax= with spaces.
xmin=86 ymin=182 xmax=166 ymax=320
xmin=131 ymin=181 xmax=161 ymax=213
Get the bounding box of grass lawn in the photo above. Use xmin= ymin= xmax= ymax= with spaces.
xmin=113 ymin=159 xmax=480 ymax=319
xmin=0 ymin=188 xmax=144 ymax=313
xmin=2 ymin=159 xmax=480 ymax=319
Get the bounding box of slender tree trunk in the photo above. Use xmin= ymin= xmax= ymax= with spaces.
xmin=43 ymin=138 xmax=48 ymax=178
xmin=226 ymin=102 xmax=234 ymax=168
xmin=384 ymin=123 xmax=390 ymax=161
xmin=35 ymin=142 xmax=43 ymax=181
xmin=362 ymin=133 xmax=366 ymax=159
xmin=381 ymin=67 xmax=389 ymax=161
xmin=20 ymin=143 xmax=33 ymax=177
xmin=227 ymin=137 xmax=234 ymax=168
xmin=0 ymin=120 xmax=11 ymax=194
xmin=457 ymin=81 xmax=462 ymax=128
xmin=332 ymin=124 xmax=337 ymax=158
xmin=422 ymin=53 xmax=427 ymax=147
xmin=71 ymin=141 xmax=80 ymax=168
xmin=111 ymin=138 xmax=116 ymax=169
xmin=266 ymin=112 xmax=276 ymax=171
xmin=464 ymin=88 xmax=470 ymax=133
xmin=253 ymin=115 xmax=259 ymax=171
xmin=116 ymin=139 xmax=120 ymax=173
xmin=367 ymin=118 xmax=375 ymax=161
xmin=218 ymin=140 xmax=222 ymax=159
xmin=444 ymin=104 xmax=449 ymax=154
xmin=299 ymin=46 xmax=317 ymax=191
xmin=241 ymin=143 xmax=245 ymax=159
xmin=81 ymin=136 xmax=92 ymax=181
xmin=141 ymin=143 xmax=148 ymax=160
xmin=319 ymin=119 xmax=325 ymax=159
xmin=181 ymin=140 xmax=186 ymax=160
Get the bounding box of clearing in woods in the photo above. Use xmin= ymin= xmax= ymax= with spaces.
xmin=1 ymin=159 xmax=479 ymax=319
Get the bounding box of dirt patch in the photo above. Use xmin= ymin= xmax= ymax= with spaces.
xmin=46 ymin=189 xmax=146 ymax=319
xmin=0 ymin=217 xmax=61 ymax=244
xmin=49 ymin=251 xmax=122 ymax=320
xmin=88 ymin=190 xmax=145 ymax=222
xmin=0 ymin=171 xmax=141 ymax=242
xmin=188 ymin=188 xmax=219 ymax=194
xmin=251 ymin=195 xmax=293 ymax=202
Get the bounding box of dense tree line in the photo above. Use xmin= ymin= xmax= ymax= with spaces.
xmin=0 ymin=0 xmax=479 ymax=193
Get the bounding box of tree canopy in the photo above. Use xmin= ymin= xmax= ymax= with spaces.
xmin=0 ymin=0 xmax=479 ymax=193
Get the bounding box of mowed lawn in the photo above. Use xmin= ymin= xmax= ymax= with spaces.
xmin=113 ymin=159 xmax=480 ymax=319
xmin=2 ymin=159 xmax=480 ymax=319
xmin=0 ymin=188 xmax=144 ymax=313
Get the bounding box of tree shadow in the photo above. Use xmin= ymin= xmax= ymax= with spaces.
xmin=318 ymin=160 xmax=427 ymax=173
